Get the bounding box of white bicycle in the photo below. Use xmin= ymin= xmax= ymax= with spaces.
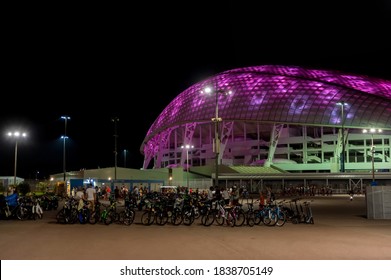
xmin=32 ymin=196 xmax=44 ymax=219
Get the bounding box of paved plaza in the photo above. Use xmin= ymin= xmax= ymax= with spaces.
xmin=1 ymin=194 xmax=391 ymax=260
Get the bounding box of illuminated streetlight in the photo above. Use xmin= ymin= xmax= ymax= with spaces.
xmin=169 ymin=176 xmax=173 ymax=186
xmin=61 ymin=116 xmax=70 ymax=182
xmin=336 ymin=102 xmax=348 ymax=172
xmin=181 ymin=144 xmax=194 ymax=188
xmin=363 ymin=128 xmax=382 ymax=185
xmin=202 ymin=85 xmax=233 ymax=187
xmin=7 ymin=131 xmax=27 ymax=187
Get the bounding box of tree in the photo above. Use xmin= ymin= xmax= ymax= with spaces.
xmin=18 ymin=182 xmax=31 ymax=196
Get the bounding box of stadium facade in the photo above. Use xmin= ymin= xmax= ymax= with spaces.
xmin=46 ymin=65 xmax=390 ymax=195
xmin=141 ymin=65 xmax=391 ymax=188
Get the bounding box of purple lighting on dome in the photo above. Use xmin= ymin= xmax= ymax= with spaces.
xmin=143 ymin=65 xmax=391 ymax=157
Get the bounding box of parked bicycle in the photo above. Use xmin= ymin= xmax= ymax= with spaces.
xmin=77 ymin=199 xmax=91 ymax=224
xmin=100 ymin=198 xmax=119 ymax=225
xmin=56 ymin=196 xmax=78 ymax=224
xmin=230 ymin=203 xmax=246 ymax=227
xmin=214 ymin=200 xmax=235 ymax=227
xmin=31 ymin=195 xmax=44 ymax=220
xmin=118 ymin=196 xmax=137 ymax=226
xmin=245 ymin=199 xmax=256 ymax=227
xmin=89 ymin=200 xmax=101 ymax=224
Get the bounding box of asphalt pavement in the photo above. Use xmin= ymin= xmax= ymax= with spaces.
xmin=1 ymin=194 xmax=391 ymax=260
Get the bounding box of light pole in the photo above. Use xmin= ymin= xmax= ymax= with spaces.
xmin=181 ymin=144 xmax=194 ymax=188
xmin=123 ymin=149 xmax=128 ymax=168
xmin=61 ymin=135 xmax=68 ymax=182
xmin=112 ymin=117 xmax=119 ymax=180
xmin=336 ymin=102 xmax=348 ymax=172
xmin=363 ymin=128 xmax=382 ymax=185
xmin=203 ymin=86 xmax=232 ymax=187
xmin=61 ymin=116 xmax=70 ymax=182
xmin=7 ymin=131 xmax=27 ymax=187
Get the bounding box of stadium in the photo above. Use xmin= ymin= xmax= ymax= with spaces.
xmin=140 ymin=65 xmax=391 ymax=192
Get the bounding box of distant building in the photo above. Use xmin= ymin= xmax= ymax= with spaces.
xmin=0 ymin=176 xmax=24 ymax=193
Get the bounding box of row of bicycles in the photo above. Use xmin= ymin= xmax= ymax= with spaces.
xmin=56 ymin=196 xmax=136 ymax=226
xmin=54 ymin=192 xmax=314 ymax=227
xmin=243 ymin=198 xmax=314 ymax=227
xmin=0 ymin=194 xmax=44 ymax=220
xmin=196 ymin=198 xmax=313 ymax=227
xmin=139 ymin=193 xmax=314 ymax=227
xmin=140 ymin=194 xmax=205 ymax=226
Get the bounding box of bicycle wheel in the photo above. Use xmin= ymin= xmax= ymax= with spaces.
xmin=246 ymin=210 xmax=255 ymax=227
xmin=171 ymin=209 xmax=183 ymax=226
xmin=155 ymin=211 xmax=168 ymax=226
xmin=89 ymin=210 xmax=100 ymax=224
xmin=193 ymin=207 xmax=200 ymax=219
xmin=253 ymin=210 xmax=263 ymax=225
xmin=182 ymin=208 xmax=195 ymax=226
xmin=227 ymin=211 xmax=235 ymax=227
xmin=56 ymin=208 xmax=66 ymax=224
xmin=215 ymin=211 xmax=225 ymax=225
xmin=234 ymin=209 xmax=246 ymax=227
xmin=127 ymin=210 xmax=135 ymax=225
xmin=120 ymin=210 xmax=135 ymax=226
xmin=201 ymin=210 xmax=214 ymax=226
xmin=66 ymin=209 xmax=78 ymax=224
xmin=104 ymin=210 xmax=116 ymax=225
xmin=141 ymin=211 xmax=155 ymax=225
xmin=16 ymin=206 xmax=29 ymax=220
xmin=283 ymin=207 xmax=295 ymax=222
xmin=275 ymin=211 xmax=286 ymax=227
xmin=100 ymin=209 xmax=110 ymax=224
xmin=263 ymin=210 xmax=277 ymax=226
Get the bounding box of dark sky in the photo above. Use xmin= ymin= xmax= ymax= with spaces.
xmin=1 ymin=1 xmax=390 ymax=180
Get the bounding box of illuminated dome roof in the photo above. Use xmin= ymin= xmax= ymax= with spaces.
xmin=143 ymin=65 xmax=391 ymax=146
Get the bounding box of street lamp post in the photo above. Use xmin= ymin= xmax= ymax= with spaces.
xmin=61 ymin=135 xmax=68 ymax=182
xmin=112 ymin=117 xmax=119 ymax=180
xmin=213 ymin=89 xmax=220 ymax=189
xmin=336 ymin=102 xmax=348 ymax=172
xmin=203 ymin=86 xmax=232 ymax=188
xmin=181 ymin=144 xmax=194 ymax=188
xmin=7 ymin=131 xmax=27 ymax=187
xmin=61 ymin=116 xmax=70 ymax=182
xmin=363 ymin=128 xmax=382 ymax=185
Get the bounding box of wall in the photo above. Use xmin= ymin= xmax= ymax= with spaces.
xmin=366 ymin=186 xmax=391 ymax=219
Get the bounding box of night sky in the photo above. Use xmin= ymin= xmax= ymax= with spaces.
xmin=1 ymin=1 xmax=390 ymax=180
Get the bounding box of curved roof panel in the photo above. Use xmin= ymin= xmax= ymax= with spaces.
xmin=144 ymin=65 xmax=391 ymax=146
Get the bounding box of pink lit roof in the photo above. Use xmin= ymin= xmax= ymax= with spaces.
xmin=143 ymin=65 xmax=391 ymax=148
